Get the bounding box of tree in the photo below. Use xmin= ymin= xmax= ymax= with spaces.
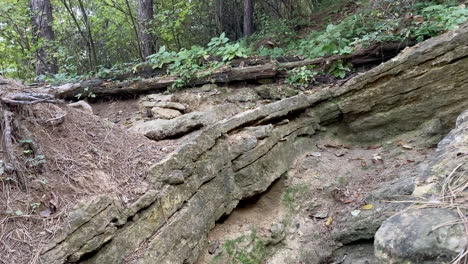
xmin=137 ymin=0 xmax=154 ymax=60
xmin=60 ymin=0 xmax=98 ymax=70
xmin=243 ymin=0 xmax=254 ymax=37
xmin=30 ymin=0 xmax=57 ymax=75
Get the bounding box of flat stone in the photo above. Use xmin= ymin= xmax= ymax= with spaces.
xmin=145 ymin=93 xmax=173 ymax=102
xmin=200 ymin=83 xmax=218 ymax=92
xmin=151 ymin=107 xmax=182 ymax=119
xmin=69 ymin=101 xmax=93 ymax=114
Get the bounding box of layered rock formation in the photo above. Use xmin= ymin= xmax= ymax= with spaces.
xmin=40 ymin=23 xmax=468 ymax=263
xmin=374 ymin=109 xmax=468 ymax=264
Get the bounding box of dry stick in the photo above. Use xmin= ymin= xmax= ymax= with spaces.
xmin=441 ymin=163 xmax=464 ymax=201
xmin=2 ymin=110 xmax=27 ymax=189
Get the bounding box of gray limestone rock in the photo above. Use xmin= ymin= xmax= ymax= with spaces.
xmin=150 ymin=106 xmax=182 ymax=119
xmin=374 ymin=208 xmax=467 ymax=264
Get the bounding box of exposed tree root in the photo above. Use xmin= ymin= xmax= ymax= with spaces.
xmin=1 ymin=109 xmax=27 ymax=189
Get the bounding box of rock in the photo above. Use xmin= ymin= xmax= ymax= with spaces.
xmin=130 ymin=111 xmax=207 ymax=140
xmin=145 ymin=93 xmax=173 ymax=102
xmin=331 ymin=177 xmax=415 ymax=244
xmin=150 ymin=107 xmax=182 ymax=119
xmin=69 ymin=101 xmax=93 ymax=114
xmin=228 ymin=134 xmax=258 ymax=159
xmin=312 ymin=211 xmax=328 ymax=219
xmin=333 ymin=23 xmax=468 ymax=143
xmin=268 ymin=222 xmax=286 ymax=244
xmin=200 ymin=83 xmax=218 ymax=92
xmin=414 ymin=109 xmax=468 ymax=197
xmin=331 ymin=243 xmax=377 ymax=264
xmin=243 ymin=124 xmax=274 ymax=139
xmin=155 ymin=101 xmax=186 ymax=111
xmin=227 ymin=88 xmax=261 ymax=102
xmin=142 ymin=101 xmax=186 ymax=112
xmin=374 ymin=208 xmax=467 ymax=264
xmin=255 ymin=84 xmax=299 ymax=100
xmin=163 ymin=170 xmax=185 ymax=185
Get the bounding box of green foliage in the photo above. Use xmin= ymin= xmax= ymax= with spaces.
xmin=208 ymin=33 xmax=252 ymax=61
xmin=282 ymin=183 xmax=310 ymax=209
xmin=27 ymin=155 xmax=46 ymax=167
xmin=30 ymin=202 xmax=41 ymax=210
xmin=412 ymin=3 xmax=468 ymax=42
xmin=0 ymin=0 xmax=35 ymax=79
xmin=1 ymin=0 xmax=465 ymax=87
xmin=327 ymin=60 xmax=350 ymax=79
xmin=253 ymin=1 xmax=467 ymax=61
xmin=223 ymin=229 xmax=267 ymax=264
xmin=285 ymin=66 xmax=318 ymax=88
xmin=141 ymin=33 xmax=251 ymax=89
xmin=75 ymin=87 xmax=96 ymax=100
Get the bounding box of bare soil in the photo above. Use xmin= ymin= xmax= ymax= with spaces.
xmin=0 ymin=82 xmax=182 ymax=263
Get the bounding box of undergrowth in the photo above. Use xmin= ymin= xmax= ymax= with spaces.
xmin=220 ymin=228 xmax=267 ymax=264
xmin=42 ymin=1 xmax=467 ymax=89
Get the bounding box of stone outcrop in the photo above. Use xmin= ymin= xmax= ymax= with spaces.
xmin=331 ymin=23 xmax=468 ymax=144
xmin=414 ymin=109 xmax=468 ymax=196
xmin=374 ymin=108 xmax=468 ymax=264
xmin=375 ymin=208 xmax=467 ymax=264
xmin=40 ymin=24 xmax=468 ymax=263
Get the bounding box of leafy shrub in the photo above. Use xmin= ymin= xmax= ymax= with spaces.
xmin=285 ymin=66 xmax=318 ymax=88
xmin=411 ymin=3 xmax=468 ymax=42
xmin=327 ymin=60 xmax=351 ymax=79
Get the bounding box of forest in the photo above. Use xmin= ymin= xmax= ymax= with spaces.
xmin=0 ymin=0 xmax=466 ymax=88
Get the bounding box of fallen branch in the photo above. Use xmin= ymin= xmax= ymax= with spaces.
xmin=0 ymin=93 xmax=60 ymax=105
xmin=38 ymin=41 xmax=415 ymax=98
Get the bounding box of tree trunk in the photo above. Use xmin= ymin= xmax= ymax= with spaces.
xmin=124 ymin=0 xmax=144 ymax=61
xmin=215 ymin=0 xmax=224 ymax=34
xmin=77 ymin=0 xmax=98 ymax=69
xmin=243 ymin=0 xmax=254 ymax=37
xmin=137 ymin=0 xmax=154 ymax=60
xmin=30 ymin=0 xmax=58 ymax=75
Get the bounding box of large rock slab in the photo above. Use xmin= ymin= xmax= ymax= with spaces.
xmin=331 ymin=22 xmax=468 ymax=144
xmin=374 ymin=208 xmax=467 ymax=264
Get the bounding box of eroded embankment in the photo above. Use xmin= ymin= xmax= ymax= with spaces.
xmin=41 ymin=23 xmax=468 ymax=264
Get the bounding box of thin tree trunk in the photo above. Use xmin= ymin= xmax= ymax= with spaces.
xmin=243 ymin=0 xmax=254 ymax=37
xmin=215 ymin=0 xmax=224 ymax=34
xmin=123 ymin=0 xmax=144 ymax=61
xmin=61 ymin=0 xmax=96 ymax=70
xmin=77 ymin=0 xmax=97 ymax=68
xmin=30 ymin=0 xmax=58 ymax=75
xmin=137 ymin=0 xmax=154 ymax=60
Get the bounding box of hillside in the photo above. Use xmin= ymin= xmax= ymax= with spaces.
xmin=0 ymin=1 xmax=467 ymax=264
